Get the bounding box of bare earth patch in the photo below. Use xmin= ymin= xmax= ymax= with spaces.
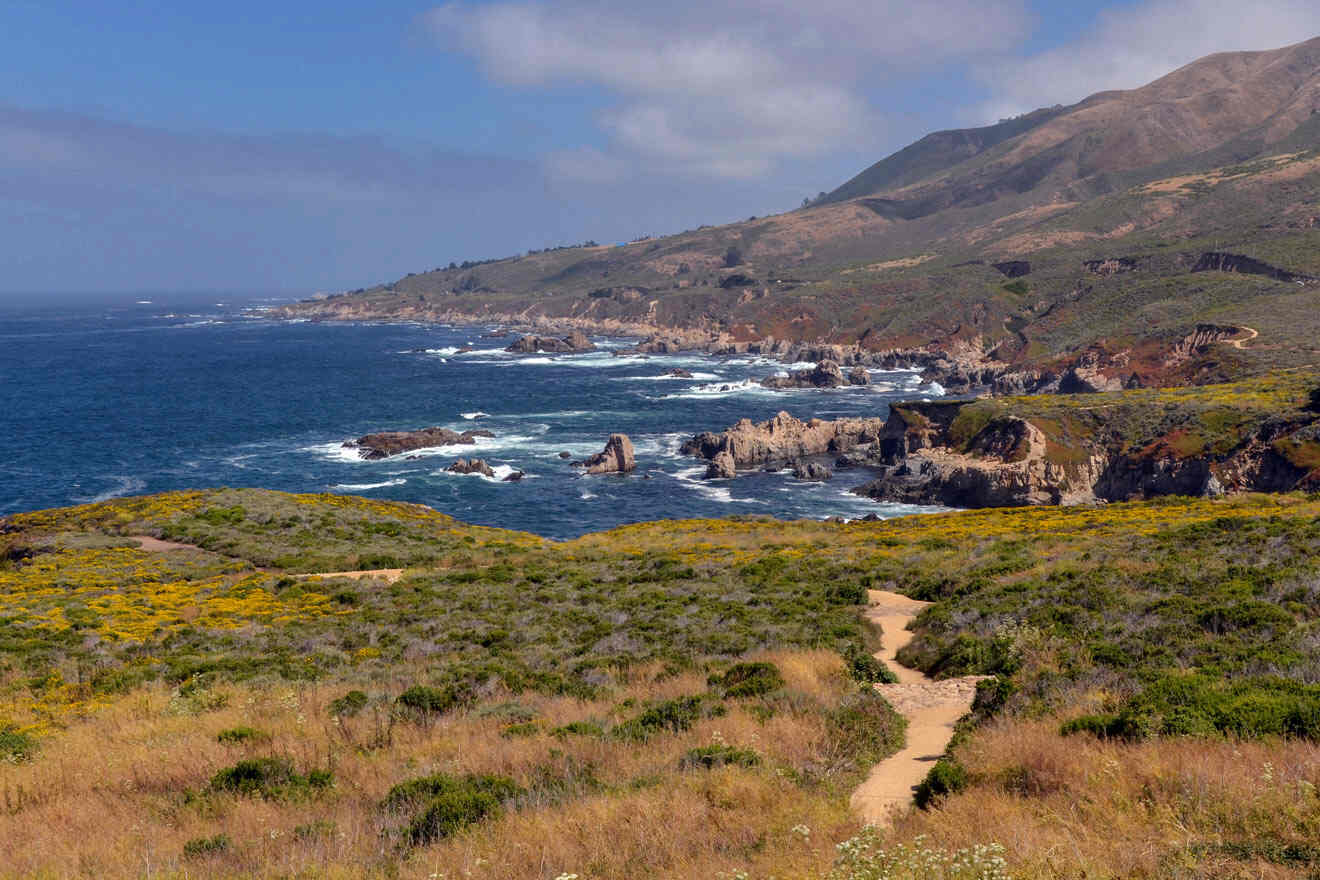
xmin=850 ymin=589 xmax=986 ymax=826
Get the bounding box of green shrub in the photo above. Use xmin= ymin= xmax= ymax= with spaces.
xmin=0 ymin=727 xmax=36 ymax=762
xmin=826 ymin=690 xmax=907 ymax=769
xmin=382 ymin=772 xmax=520 ymax=814
xmin=382 ymin=772 xmax=521 ymax=847
xmin=613 ymin=695 xmax=713 ymax=742
xmin=551 ymin=720 xmax=605 ymax=739
xmin=679 ymin=744 xmax=761 ymax=770
xmin=407 ymin=788 xmax=502 ymax=846
xmin=182 ymin=834 xmax=231 ymax=859
xmin=914 ymin=757 xmax=968 ymax=809
xmin=843 ymin=645 xmax=899 ymax=684
xmin=710 ymin=662 xmax=786 ymax=697
xmin=329 ymin=689 xmax=369 ymax=717
xmin=501 ymin=721 xmax=541 ymax=738
xmin=208 ymin=757 xmax=333 ymax=798
xmin=396 ymin=683 xmax=472 ymax=719
xmin=216 ymin=726 xmax=267 ymax=745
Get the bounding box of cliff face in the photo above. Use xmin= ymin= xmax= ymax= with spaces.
xmin=852 ymin=387 xmax=1320 ymax=508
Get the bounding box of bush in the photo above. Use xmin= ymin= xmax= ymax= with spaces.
xmin=826 ymin=690 xmax=906 ymax=769
xmin=914 ymin=756 xmax=968 ymax=809
xmin=407 ymin=788 xmax=502 ymax=846
xmin=329 ymin=689 xmax=369 ymax=717
xmin=613 ymin=695 xmax=713 ymax=742
xmin=501 ymin=721 xmax=541 ymax=738
xmin=843 ymin=645 xmax=899 ymax=684
xmin=208 ymin=757 xmax=333 ymax=798
xmin=680 ymin=744 xmax=761 ymax=770
xmin=216 ymin=726 xmax=267 ymax=745
xmin=182 ymin=834 xmax=231 ymax=859
xmin=551 ymin=720 xmax=605 ymax=738
xmin=382 ymin=772 xmax=521 ymax=847
xmin=711 ymin=662 xmax=785 ymax=697
xmin=0 ymin=727 xmax=36 ymax=762
xmin=396 ymin=683 xmax=471 ymax=719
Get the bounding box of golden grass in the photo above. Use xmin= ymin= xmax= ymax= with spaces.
xmin=888 ymin=718 xmax=1320 ymax=879
xmin=0 ymin=651 xmax=863 ymax=879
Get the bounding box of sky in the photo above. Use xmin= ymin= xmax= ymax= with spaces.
xmin=2 ymin=0 xmax=1319 ymax=296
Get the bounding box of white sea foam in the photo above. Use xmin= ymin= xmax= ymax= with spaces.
xmin=436 ymin=464 xmax=525 ymax=483
xmin=460 ymin=411 xmax=489 ymax=420
xmin=75 ymin=476 xmax=147 ymax=504
xmin=579 ymin=491 xmax=598 ymax=500
xmin=660 ymin=379 xmax=785 ymax=400
xmin=923 ymin=381 xmax=947 ymax=397
xmin=330 ymin=479 xmax=406 ymax=491
xmin=670 ymin=466 xmax=763 ymax=505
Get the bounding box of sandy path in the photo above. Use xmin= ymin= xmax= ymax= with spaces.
xmin=295 ymin=569 xmax=405 ymax=583
xmin=1229 ymin=326 xmax=1259 ymax=349
xmin=127 ymin=535 xmax=205 ymax=553
xmin=850 ymin=589 xmax=984 ymax=825
xmin=127 ymin=536 xmax=404 ymax=583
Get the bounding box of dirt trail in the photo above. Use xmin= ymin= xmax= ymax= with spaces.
xmin=849 ymin=589 xmax=984 ymax=826
xmin=127 ymin=536 xmax=403 ymax=583
xmin=296 ymin=569 xmax=404 ymax=583
xmin=1229 ymin=326 xmax=1259 ymax=349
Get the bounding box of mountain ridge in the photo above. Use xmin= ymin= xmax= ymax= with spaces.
xmin=280 ymin=37 xmax=1320 ymax=388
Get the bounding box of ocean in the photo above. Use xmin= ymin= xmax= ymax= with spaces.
xmin=0 ymin=295 xmax=945 ymax=538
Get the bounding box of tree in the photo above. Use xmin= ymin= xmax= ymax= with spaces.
xmin=723 ymin=246 xmax=744 ymax=268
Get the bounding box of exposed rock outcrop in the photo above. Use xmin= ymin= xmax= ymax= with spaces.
xmin=848 ymin=366 xmax=871 ymax=386
xmin=506 ymin=331 xmax=595 ymax=354
xmin=705 ymin=451 xmax=737 ymax=480
xmin=345 ymin=427 xmax=495 ymax=460
xmin=852 ymin=398 xmax=1320 ymax=508
xmin=792 ymin=461 xmax=833 ymax=481
xmin=683 ymin=410 xmax=886 ymax=469
xmin=577 ymin=434 xmax=636 ymax=474
xmin=666 ymin=368 xmax=695 ymax=378
xmin=761 ymin=360 xmax=846 ymax=389
xmin=447 ymin=458 xmax=495 ymax=478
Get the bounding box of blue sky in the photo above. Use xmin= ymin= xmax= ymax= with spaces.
xmin=3 ymin=0 xmax=1318 ymax=295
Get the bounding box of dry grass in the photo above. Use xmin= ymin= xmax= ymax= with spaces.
xmin=888 ymin=718 xmax=1320 ymax=879
xmin=0 ymin=651 xmax=864 ymax=879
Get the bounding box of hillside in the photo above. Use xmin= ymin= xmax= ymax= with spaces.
xmin=4 ymin=489 xmax=1320 ymax=877
xmin=280 ymin=37 xmax=1320 ymax=387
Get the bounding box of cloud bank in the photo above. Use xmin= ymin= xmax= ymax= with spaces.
xmin=973 ymin=0 xmax=1320 ymax=121
xmin=425 ymin=0 xmax=1033 ymax=178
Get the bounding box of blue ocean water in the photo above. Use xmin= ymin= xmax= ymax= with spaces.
xmin=0 ymin=295 xmax=945 ymax=538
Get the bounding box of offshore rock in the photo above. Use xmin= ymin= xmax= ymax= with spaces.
xmin=346 ymin=427 xmax=494 ymax=460
xmin=761 ymin=360 xmax=846 ymax=389
xmin=683 ymin=410 xmax=885 ymax=469
xmin=446 ymin=458 xmax=495 ymax=478
xmin=506 ymin=331 xmax=595 ymax=354
xmin=847 ymin=366 xmax=871 ymax=386
xmin=578 ymin=433 xmax=636 ymax=474
xmin=704 ymin=451 xmax=737 ymax=480
xmin=792 ymin=461 xmax=833 ymax=481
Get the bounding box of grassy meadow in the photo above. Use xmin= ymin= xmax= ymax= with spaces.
xmin=3 ymin=488 xmax=1320 ymax=878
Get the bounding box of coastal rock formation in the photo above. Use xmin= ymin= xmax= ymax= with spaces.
xmin=792 ymin=461 xmax=833 ymax=481
xmin=761 ymin=360 xmax=845 ymax=389
xmin=506 ymin=331 xmax=595 ymax=354
xmin=578 ymin=434 xmax=636 ymax=475
xmin=705 ymin=451 xmax=737 ymax=479
xmin=683 ymin=411 xmax=886 ymax=469
xmin=666 ymin=368 xmax=695 ymax=378
xmin=345 ymin=427 xmax=495 ymax=460
xmin=446 ymin=458 xmax=495 ymax=478
xmin=853 ymin=395 xmax=1320 ymax=508
xmin=848 ymin=366 xmax=871 ymax=386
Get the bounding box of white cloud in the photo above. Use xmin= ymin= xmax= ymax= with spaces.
xmin=424 ymin=0 xmax=1033 ymax=178
xmin=973 ymin=0 xmax=1320 ymax=122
